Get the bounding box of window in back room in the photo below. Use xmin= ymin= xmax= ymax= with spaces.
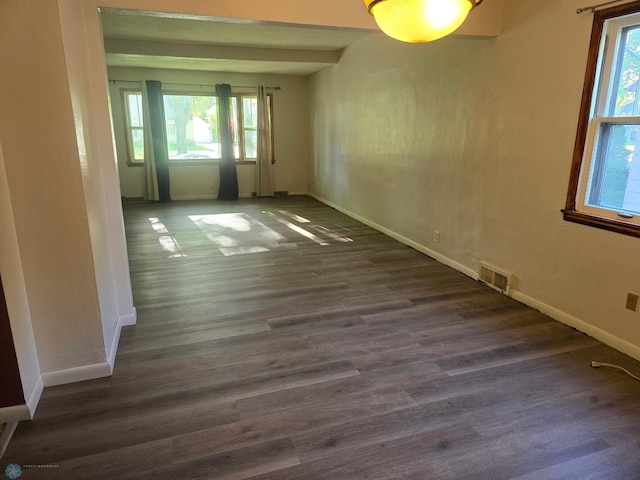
xmin=121 ymin=90 xmax=273 ymax=164
xmin=122 ymin=90 xmax=144 ymax=165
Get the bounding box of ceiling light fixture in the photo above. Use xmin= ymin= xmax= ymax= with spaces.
xmin=364 ymin=0 xmax=484 ymax=43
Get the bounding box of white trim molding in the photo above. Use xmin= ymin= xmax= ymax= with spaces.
xmin=106 ymin=309 xmax=137 ymax=372
xmin=0 ymin=405 xmax=31 ymax=423
xmin=511 ymin=291 xmax=640 ymax=362
xmin=119 ymin=308 xmax=137 ymax=327
xmin=170 ymin=195 xmax=217 ymax=201
xmin=309 ymin=193 xmax=477 ymax=280
xmin=0 ymin=374 xmax=43 ymax=422
xmin=310 ymin=193 xmax=640 ymax=363
xmin=41 ymin=362 xmax=112 ymax=388
xmin=25 ymin=375 xmax=44 ymax=418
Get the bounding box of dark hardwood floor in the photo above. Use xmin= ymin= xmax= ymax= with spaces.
xmin=4 ymin=196 xmax=640 ymax=479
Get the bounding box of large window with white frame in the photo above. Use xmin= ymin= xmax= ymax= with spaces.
xmin=122 ymin=90 xmax=145 ymax=165
xmin=120 ymin=89 xmax=273 ymax=164
xmin=566 ymin=3 xmax=640 ymax=237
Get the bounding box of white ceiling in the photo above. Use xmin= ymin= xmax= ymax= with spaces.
xmin=100 ymin=9 xmax=374 ymax=75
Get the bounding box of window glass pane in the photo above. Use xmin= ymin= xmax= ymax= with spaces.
xmin=230 ymin=97 xmax=239 ymax=158
xmin=245 ymin=130 xmax=257 ymax=159
xmin=587 ymin=123 xmax=639 ymax=213
xmin=163 ymin=95 xmax=218 ymax=159
xmin=611 ymin=27 xmax=640 ymax=117
xmin=243 ymin=97 xmax=257 ymax=129
xmin=132 ymin=129 xmax=144 ymax=161
xmin=127 ymin=93 xmax=143 ymax=127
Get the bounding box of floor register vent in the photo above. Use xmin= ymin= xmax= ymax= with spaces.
xmin=479 ymin=262 xmax=512 ymax=295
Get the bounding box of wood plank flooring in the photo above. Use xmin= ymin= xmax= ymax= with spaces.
xmin=4 ymin=196 xmax=640 ymax=479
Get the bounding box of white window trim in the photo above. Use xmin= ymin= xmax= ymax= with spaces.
xmin=577 ymin=117 xmax=640 ymax=221
xmin=121 ymin=90 xmax=144 ymax=165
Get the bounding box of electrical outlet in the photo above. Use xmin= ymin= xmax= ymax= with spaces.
xmin=288 ymin=177 xmax=293 ymax=185
xmin=626 ymin=292 xmax=639 ymax=311
xmin=434 ymin=230 xmax=440 ymax=243
xmin=209 ymin=180 xmax=215 ymax=188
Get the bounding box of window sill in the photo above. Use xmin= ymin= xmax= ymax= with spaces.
xmin=167 ymin=159 xmax=257 ymax=166
xmin=562 ymin=209 xmax=640 ymax=238
xmin=127 ymin=160 xmax=258 ymax=166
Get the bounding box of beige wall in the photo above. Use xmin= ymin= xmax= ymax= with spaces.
xmin=109 ymin=67 xmax=310 ymax=199
xmin=0 ymin=0 xmax=107 ymax=382
xmin=0 ymin=139 xmax=41 ymax=419
xmin=58 ymin=0 xmax=137 ymax=377
xmin=490 ymin=0 xmax=640 ymax=354
xmin=310 ymin=33 xmax=496 ymax=260
xmin=309 ymin=0 xmax=640 ymax=359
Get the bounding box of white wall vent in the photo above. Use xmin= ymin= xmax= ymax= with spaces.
xmin=479 ymin=262 xmax=512 ymax=295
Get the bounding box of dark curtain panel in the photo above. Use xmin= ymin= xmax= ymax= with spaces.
xmin=216 ymin=83 xmax=239 ymax=201
xmin=145 ymin=80 xmax=171 ymax=203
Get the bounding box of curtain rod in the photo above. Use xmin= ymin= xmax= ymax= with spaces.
xmin=577 ymin=0 xmax=625 ymax=14
xmin=108 ymin=79 xmax=281 ymax=90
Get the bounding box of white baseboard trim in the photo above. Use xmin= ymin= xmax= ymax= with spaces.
xmin=309 ymin=192 xmax=640 ymax=363
xmin=106 ymin=308 xmax=136 ymax=373
xmin=309 ymin=193 xmax=477 ymax=280
xmin=171 ymin=192 xmax=310 ymax=201
xmin=120 ymin=308 xmax=137 ymax=327
xmin=171 ymin=194 xmax=267 ymax=200
xmin=41 ymin=362 xmax=112 ymax=388
xmin=0 ymin=374 xmax=43 ymax=422
xmin=107 ymin=329 xmax=120 ymax=374
xmin=25 ymin=375 xmax=43 ymax=418
xmin=171 ymin=195 xmax=217 ymax=201
xmin=511 ymin=291 xmax=640 ymax=362
xmin=0 ymin=405 xmax=30 ymax=423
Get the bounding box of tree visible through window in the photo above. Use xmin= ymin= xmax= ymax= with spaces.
xmin=162 ymin=93 xmax=266 ymax=161
xmin=163 ymin=95 xmax=219 ymax=159
xmin=121 ymin=90 xmax=272 ymax=164
xmin=586 ymin=25 xmax=640 ymax=211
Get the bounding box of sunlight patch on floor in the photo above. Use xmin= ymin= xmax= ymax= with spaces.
xmin=148 ymin=217 xmax=186 ymax=258
xmin=181 ymin=210 xmax=354 ymax=257
xmin=189 ymin=213 xmax=285 ymax=256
